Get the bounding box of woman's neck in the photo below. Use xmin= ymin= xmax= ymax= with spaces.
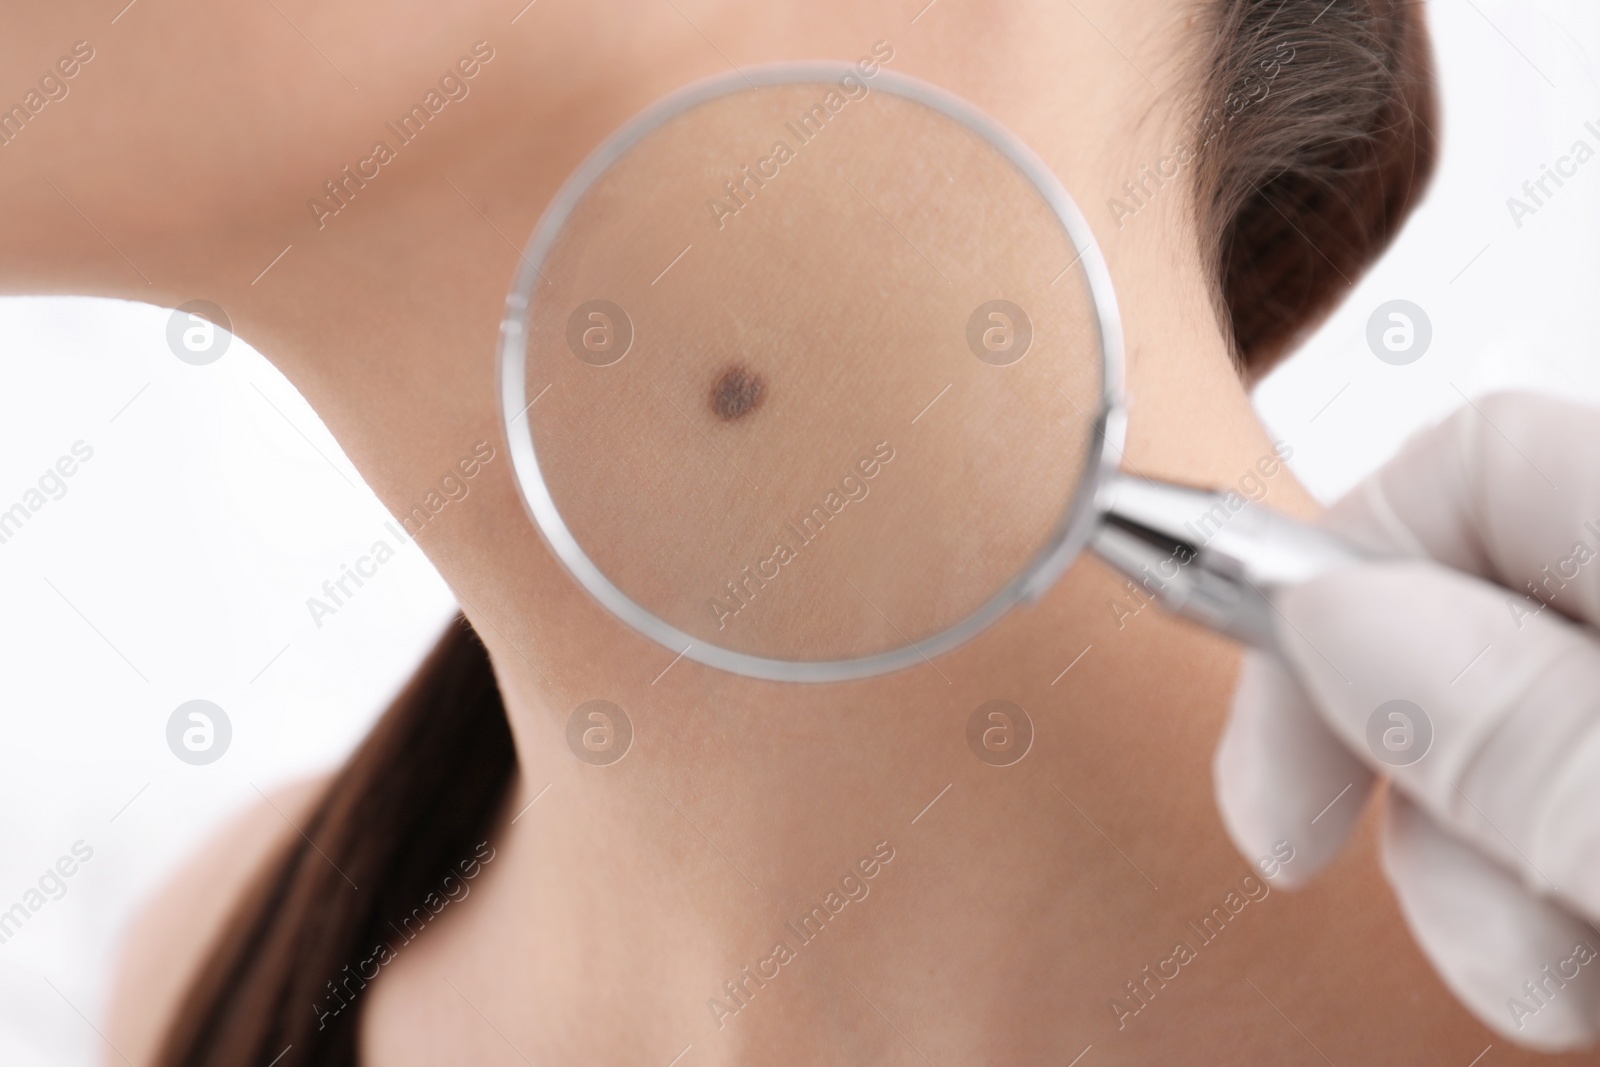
xmin=4 ymin=2 xmax=1326 ymax=1059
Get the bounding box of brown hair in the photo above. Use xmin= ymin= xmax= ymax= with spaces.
xmin=1194 ymin=0 xmax=1437 ymax=378
xmin=155 ymin=3 xmax=1438 ymax=1062
xmin=154 ymin=617 xmax=515 ymax=1065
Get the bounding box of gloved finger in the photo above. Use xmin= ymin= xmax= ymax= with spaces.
xmin=1214 ymin=650 xmax=1375 ymax=887
xmin=1381 ymin=795 xmax=1600 ymax=1052
xmin=1321 ymin=391 xmax=1600 ymax=629
xmin=1276 ymin=557 xmax=1600 ymax=922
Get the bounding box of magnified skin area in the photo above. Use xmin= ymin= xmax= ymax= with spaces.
xmin=0 ymin=3 xmax=1579 ymax=1066
xmin=521 ymin=83 xmax=1100 ymax=661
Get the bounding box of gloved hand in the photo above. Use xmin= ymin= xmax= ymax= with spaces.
xmin=1216 ymin=391 xmax=1600 ymax=1051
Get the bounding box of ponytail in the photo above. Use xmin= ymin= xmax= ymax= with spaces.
xmin=154 ymin=615 xmax=515 ymax=1066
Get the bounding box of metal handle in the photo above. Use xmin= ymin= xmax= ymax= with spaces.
xmin=1089 ymin=472 xmax=1366 ymax=649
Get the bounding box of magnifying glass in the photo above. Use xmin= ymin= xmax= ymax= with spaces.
xmin=499 ymin=64 xmax=1360 ymax=683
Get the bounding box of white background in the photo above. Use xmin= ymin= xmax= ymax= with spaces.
xmin=3 ymin=1 xmax=1600 ymax=1062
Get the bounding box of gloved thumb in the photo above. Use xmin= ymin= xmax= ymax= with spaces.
xmin=1274 ymin=557 xmax=1600 ymax=923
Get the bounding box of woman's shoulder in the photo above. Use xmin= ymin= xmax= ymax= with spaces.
xmin=104 ymin=775 xmax=330 ymax=1067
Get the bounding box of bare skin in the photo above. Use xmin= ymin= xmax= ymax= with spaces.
xmin=3 ymin=0 xmax=1582 ymax=1064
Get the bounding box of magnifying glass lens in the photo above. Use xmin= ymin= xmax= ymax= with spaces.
xmin=516 ymin=77 xmax=1105 ymax=664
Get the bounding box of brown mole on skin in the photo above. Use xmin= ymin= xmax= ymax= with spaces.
xmin=710 ymin=365 xmax=766 ymax=421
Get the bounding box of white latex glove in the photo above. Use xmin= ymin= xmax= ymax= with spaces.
xmin=1216 ymin=391 xmax=1600 ymax=1051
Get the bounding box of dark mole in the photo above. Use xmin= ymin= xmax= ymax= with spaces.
xmin=710 ymin=364 xmax=766 ymax=421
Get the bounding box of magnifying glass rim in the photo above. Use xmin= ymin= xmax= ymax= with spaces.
xmin=498 ymin=62 xmax=1127 ymax=683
